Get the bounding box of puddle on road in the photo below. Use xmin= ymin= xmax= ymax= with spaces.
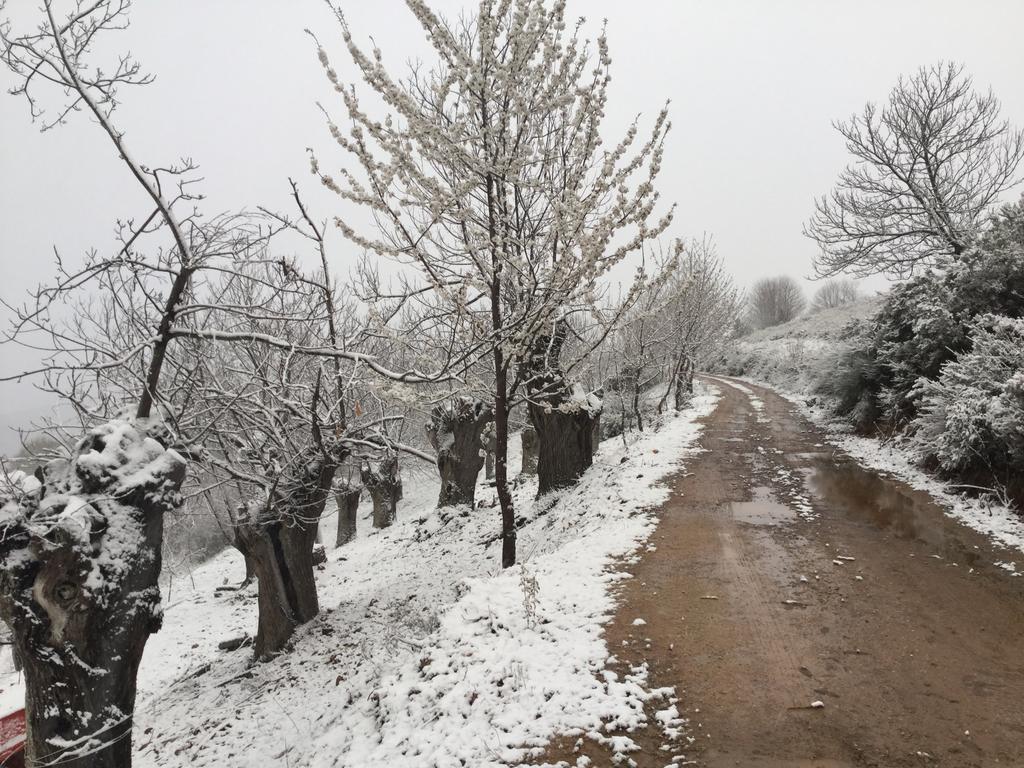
xmin=731 ymin=486 xmax=797 ymax=526
xmin=791 ymin=451 xmax=832 ymax=461
xmin=804 ymin=458 xmax=983 ymax=567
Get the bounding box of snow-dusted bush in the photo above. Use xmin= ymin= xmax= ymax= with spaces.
xmin=812 ymin=344 xmax=885 ymax=431
xmin=912 ymin=315 xmax=1024 ymax=477
xmin=837 ymin=198 xmax=1024 ymax=428
xmin=869 ymin=271 xmax=962 ymax=424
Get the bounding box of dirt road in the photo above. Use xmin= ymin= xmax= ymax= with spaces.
xmin=541 ymin=377 xmax=1024 ymax=768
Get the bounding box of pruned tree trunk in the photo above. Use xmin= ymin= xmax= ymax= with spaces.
xmin=523 ymin=322 xmax=602 ymax=494
xmin=425 ymin=399 xmax=493 ymax=507
xmin=233 ymin=447 xmax=342 ymax=660
xmin=335 ymin=484 xmax=361 ymax=547
xmin=361 ymin=455 xmax=400 ymax=529
xmin=528 ymin=403 xmax=598 ymax=493
xmin=674 ymin=354 xmax=695 ymax=411
xmin=235 ymin=520 xmax=319 ymax=660
xmin=482 ymin=422 xmax=497 ymax=481
xmin=520 ymin=426 xmax=539 ymax=476
xmin=0 ymin=421 xmax=186 ymax=768
xmin=631 ymin=365 xmax=644 ymax=432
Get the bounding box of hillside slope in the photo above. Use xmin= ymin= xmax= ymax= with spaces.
xmin=1 ymin=387 xmax=720 ymax=768
xmin=716 ymin=296 xmax=883 ymax=396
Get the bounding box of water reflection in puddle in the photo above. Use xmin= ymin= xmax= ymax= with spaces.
xmin=732 ymin=486 xmax=796 ymax=526
xmin=804 ymin=458 xmax=983 ymax=567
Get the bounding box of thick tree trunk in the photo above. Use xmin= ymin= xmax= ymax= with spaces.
xmin=335 ymin=484 xmax=361 ymax=547
xmin=482 ymin=422 xmax=497 ymax=481
xmin=528 ymin=403 xmax=597 ymax=494
xmin=522 ymin=323 xmax=601 ymax=495
xmin=0 ymin=422 xmax=185 ymax=768
xmin=520 ymin=426 xmax=539 ymax=476
xmin=233 ymin=448 xmax=341 ymax=660
xmin=674 ymin=354 xmax=695 ymax=411
xmin=591 ymin=409 xmax=602 ymax=457
xmin=425 ymin=399 xmax=493 ymax=508
xmin=235 ymin=520 xmax=320 ymax=660
xmin=361 ymin=455 xmax=400 ymax=529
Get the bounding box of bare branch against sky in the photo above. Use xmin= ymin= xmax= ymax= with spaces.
xmin=1 ymin=0 xmax=1022 ymax=451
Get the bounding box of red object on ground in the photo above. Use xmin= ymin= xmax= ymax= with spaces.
xmin=0 ymin=708 xmax=25 ymax=767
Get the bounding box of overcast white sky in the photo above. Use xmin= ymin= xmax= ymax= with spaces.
xmin=2 ymin=0 xmax=1024 ymax=453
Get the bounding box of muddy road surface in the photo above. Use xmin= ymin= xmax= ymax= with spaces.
xmin=539 ymin=377 xmax=1024 ymax=768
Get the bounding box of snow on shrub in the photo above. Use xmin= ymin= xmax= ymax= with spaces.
xmin=912 ymin=314 xmax=1024 ymax=476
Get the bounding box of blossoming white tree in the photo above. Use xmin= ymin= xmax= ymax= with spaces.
xmin=313 ymin=0 xmax=677 ymax=566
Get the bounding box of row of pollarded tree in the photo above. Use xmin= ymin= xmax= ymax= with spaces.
xmin=0 ymin=2 xmax=732 ymax=766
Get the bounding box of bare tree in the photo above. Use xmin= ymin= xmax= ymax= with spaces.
xmin=806 ymin=62 xmax=1024 ymax=278
xmin=0 ymin=3 xmax=200 ymax=763
xmin=361 ymin=452 xmax=401 ymax=529
xmin=598 ymin=243 xmax=680 ymax=433
xmin=748 ymin=276 xmax=806 ymax=330
xmin=0 ymin=2 xmax=443 ymax=761
xmin=314 ymin=0 xmax=676 ymax=566
xmin=810 ymin=278 xmax=860 ymax=313
xmin=596 ymin=237 xmax=742 ymax=429
xmin=657 ymin=238 xmax=743 ymax=410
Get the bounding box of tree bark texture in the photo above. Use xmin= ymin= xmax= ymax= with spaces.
xmin=233 ymin=447 xmax=342 ymax=660
xmin=425 ymin=399 xmax=493 ymax=508
xmin=522 ymin=322 xmax=601 ymax=494
xmin=334 ymin=484 xmax=361 ymax=548
xmin=361 ymin=455 xmax=400 ymax=529
xmin=528 ymin=404 xmax=596 ymax=494
xmin=520 ymin=427 xmax=539 ymax=476
xmin=0 ymin=422 xmax=186 ymax=768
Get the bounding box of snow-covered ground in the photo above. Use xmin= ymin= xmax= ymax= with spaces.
xmin=715 ymin=300 xmax=1024 ymax=567
xmin=1 ymin=384 xmax=720 ymax=766
xmin=718 ymin=296 xmax=882 ymax=394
